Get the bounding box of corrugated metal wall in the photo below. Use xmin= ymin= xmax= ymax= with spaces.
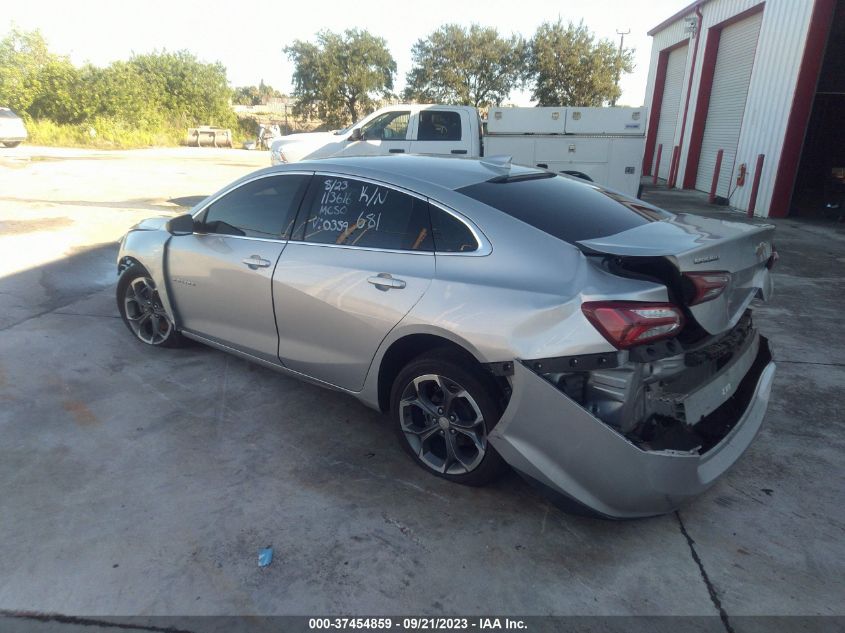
xmin=654 ymin=44 xmax=690 ymax=179
xmin=694 ymin=11 xmax=763 ymax=196
xmin=644 ymin=0 xmax=816 ymax=217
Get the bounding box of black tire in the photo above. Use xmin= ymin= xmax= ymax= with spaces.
xmin=3 ymin=141 xmax=21 ymax=148
xmin=116 ymin=266 xmax=187 ymax=348
xmin=390 ymin=349 xmax=507 ymax=486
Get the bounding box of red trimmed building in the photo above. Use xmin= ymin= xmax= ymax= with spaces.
xmin=643 ymin=0 xmax=843 ymax=218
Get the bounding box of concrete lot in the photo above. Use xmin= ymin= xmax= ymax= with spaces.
xmin=0 ymin=147 xmax=843 ymax=629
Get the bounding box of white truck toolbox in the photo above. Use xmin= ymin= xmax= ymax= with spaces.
xmin=483 ymin=107 xmax=648 ymax=197
xmin=564 ymin=107 xmax=647 ymax=135
xmin=486 ymin=107 xmax=567 ymax=134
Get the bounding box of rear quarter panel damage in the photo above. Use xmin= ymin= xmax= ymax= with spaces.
xmin=490 ymin=344 xmax=776 ymax=519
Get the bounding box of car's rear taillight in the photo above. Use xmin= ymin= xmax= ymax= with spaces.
xmin=684 ymin=272 xmax=731 ymax=305
xmin=581 ymin=302 xmax=685 ymax=350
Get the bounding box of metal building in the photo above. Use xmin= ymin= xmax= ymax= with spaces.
xmin=643 ymin=0 xmax=844 ymax=218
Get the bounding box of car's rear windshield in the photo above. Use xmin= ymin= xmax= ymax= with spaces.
xmin=0 ymin=109 xmax=18 ymax=118
xmin=456 ymin=173 xmax=671 ymax=245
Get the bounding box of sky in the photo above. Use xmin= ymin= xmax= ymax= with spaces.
xmin=2 ymin=0 xmax=691 ymax=107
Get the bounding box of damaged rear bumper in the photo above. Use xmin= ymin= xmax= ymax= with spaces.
xmin=489 ymin=336 xmax=775 ymax=519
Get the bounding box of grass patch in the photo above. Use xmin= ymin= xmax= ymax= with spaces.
xmin=25 ymin=115 xmax=323 ymax=149
xmin=27 ymin=118 xmax=187 ymax=149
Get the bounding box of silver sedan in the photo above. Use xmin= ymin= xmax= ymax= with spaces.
xmin=116 ymin=155 xmax=777 ymax=518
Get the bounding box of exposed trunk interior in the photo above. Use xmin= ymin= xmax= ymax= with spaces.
xmin=601 ymin=254 xmax=710 ymax=344
xmin=532 ymin=315 xmax=771 ymax=455
xmin=578 ymin=213 xmax=775 ymax=336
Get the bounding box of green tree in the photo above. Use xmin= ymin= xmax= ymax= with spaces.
xmin=27 ymin=58 xmax=83 ymax=123
xmin=529 ymin=20 xmax=634 ymax=106
xmin=0 ymin=28 xmax=61 ymax=114
xmin=403 ymin=24 xmax=527 ymax=108
xmin=87 ymin=61 xmax=162 ymax=126
xmin=127 ymin=50 xmax=235 ymax=126
xmin=0 ymin=29 xmax=237 ymax=129
xmin=285 ymin=29 xmax=395 ymax=127
xmin=233 ymin=85 xmax=260 ymax=106
xmin=233 ymin=80 xmax=284 ymax=106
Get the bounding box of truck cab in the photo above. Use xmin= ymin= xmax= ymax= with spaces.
xmin=270 ymin=104 xmax=481 ymax=165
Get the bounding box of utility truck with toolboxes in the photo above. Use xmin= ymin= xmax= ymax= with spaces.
xmin=269 ymin=104 xmax=647 ymax=197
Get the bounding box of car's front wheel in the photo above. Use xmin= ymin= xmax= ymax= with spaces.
xmin=2 ymin=141 xmax=22 ymax=148
xmin=390 ymin=350 xmax=507 ymax=486
xmin=117 ymin=267 xmax=186 ymax=347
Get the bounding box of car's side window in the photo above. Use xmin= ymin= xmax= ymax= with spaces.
xmin=297 ymin=176 xmax=433 ymax=251
xmin=417 ymin=111 xmax=462 ymax=141
xmin=360 ymin=111 xmax=411 ymax=141
xmin=430 ymin=207 xmax=479 ymax=253
xmin=200 ymin=174 xmax=310 ymax=239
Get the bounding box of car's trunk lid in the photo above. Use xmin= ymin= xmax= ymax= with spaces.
xmin=578 ymin=213 xmax=775 ymax=335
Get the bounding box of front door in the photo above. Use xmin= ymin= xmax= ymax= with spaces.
xmin=273 ymin=174 xmax=435 ymax=390
xmin=339 ymin=110 xmax=412 ymax=157
xmin=165 ymin=172 xmax=311 ymax=363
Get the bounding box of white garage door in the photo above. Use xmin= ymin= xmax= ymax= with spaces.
xmin=654 ymin=43 xmax=689 ymax=180
xmin=695 ymin=11 xmax=763 ymax=197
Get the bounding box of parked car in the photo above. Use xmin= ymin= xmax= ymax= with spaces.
xmin=116 ymin=155 xmax=777 ymax=518
xmin=0 ymin=107 xmax=27 ymax=147
xmin=270 ymin=104 xmax=646 ymax=197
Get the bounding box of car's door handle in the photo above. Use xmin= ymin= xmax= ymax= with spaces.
xmin=451 ymin=149 xmax=468 ymax=155
xmin=367 ymin=274 xmax=407 ymax=290
xmin=389 ymin=148 xmax=405 ymax=153
xmin=242 ymin=255 xmax=272 ymax=269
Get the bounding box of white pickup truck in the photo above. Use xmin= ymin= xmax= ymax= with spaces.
xmin=270 ymin=104 xmax=647 ymax=197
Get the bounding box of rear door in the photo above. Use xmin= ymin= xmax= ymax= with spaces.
xmin=273 ymin=173 xmax=435 ymax=390
xmin=165 ymin=172 xmax=311 ymax=363
xmin=409 ymin=108 xmax=470 ymax=157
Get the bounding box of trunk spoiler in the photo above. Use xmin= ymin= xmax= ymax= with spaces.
xmin=578 ymin=214 xmax=776 ymax=335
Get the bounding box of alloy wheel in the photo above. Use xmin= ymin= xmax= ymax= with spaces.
xmin=399 ymin=374 xmax=488 ymax=475
xmin=123 ymin=276 xmax=172 ymax=345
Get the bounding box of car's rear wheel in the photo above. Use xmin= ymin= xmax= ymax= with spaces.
xmin=390 ymin=350 xmax=507 ymax=486
xmin=3 ymin=141 xmax=21 ymax=148
xmin=117 ymin=267 xmax=186 ymax=348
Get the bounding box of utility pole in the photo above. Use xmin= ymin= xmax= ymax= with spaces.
xmin=611 ymin=28 xmax=630 ymax=106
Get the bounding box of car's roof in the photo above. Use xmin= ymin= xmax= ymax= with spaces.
xmin=290 ymin=154 xmax=541 ymax=191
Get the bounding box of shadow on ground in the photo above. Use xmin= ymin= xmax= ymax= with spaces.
xmin=0 ymin=242 xmax=118 ymax=331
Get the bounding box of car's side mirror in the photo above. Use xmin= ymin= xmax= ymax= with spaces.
xmin=349 ymin=128 xmax=363 ymax=142
xmin=165 ymin=213 xmax=196 ymax=235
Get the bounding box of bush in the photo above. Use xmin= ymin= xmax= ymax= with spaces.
xmin=233 ymin=116 xmax=258 ymax=144
xmin=2 ymin=28 xmax=239 ymax=149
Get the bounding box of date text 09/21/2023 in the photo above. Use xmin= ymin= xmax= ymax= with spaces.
xmin=307 ymin=617 xmax=528 ymax=630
